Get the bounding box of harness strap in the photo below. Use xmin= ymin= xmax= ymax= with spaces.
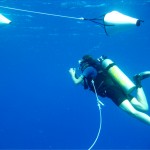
xmin=104 ymin=63 xmax=115 ymax=72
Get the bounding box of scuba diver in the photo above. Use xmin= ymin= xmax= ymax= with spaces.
xmin=69 ymin=55 xmax=150 ymax=125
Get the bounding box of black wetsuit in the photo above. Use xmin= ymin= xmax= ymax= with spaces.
xmin=82 ymin=66 xmax=133 ymax=106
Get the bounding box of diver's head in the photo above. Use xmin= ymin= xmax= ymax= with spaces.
xmin=78 ymin=55 xmax=95 ymax=72
xmin=79 ymin=55 xmax=94 ymax=64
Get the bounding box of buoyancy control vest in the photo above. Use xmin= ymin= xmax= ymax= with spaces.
xmin=81 ymin=56 xmax=114 ymax=97
xmin=81 ymin=55 xmax=135 ymax=96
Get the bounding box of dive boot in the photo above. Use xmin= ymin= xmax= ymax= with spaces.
xmin=133 ymin=71 xmax=150 ymax=88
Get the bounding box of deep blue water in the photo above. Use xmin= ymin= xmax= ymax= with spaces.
xmin=0 ymin=0 xmax=150 ymax=149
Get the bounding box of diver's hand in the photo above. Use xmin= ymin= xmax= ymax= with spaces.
xmin=69 ymin=68 xmax=82 ymax=84
xmin=69 ymin=68 xmax=76 ymax=76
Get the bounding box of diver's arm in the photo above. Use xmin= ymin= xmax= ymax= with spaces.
xmin=69 ymin=68 xmax=84 ymax=85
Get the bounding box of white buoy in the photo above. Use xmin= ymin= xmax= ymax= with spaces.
xmin=0 ymin=14 xmax=11 ymax=24
xmin=104 ymin=11 xmax=141 ymax=35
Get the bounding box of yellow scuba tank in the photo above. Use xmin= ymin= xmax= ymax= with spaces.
xmin=100 ymin=57 xmax=136 ymax=94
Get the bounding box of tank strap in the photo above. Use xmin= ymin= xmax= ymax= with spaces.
xmin=83 ymin=77 xmax=89 ymax=89
xmin=104 ymin=63 xmax=115 ymax=71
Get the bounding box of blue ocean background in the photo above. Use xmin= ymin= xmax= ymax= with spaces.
xmin=0 ymin=0 xmax=150 ymax=149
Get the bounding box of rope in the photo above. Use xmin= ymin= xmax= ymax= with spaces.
xmin=0 ymin=6 xmax=84 ymax=20
xmin=88 ymin=80 xmax=104 ymax=150
xmin=0 ymin=5 xmax=108 ymax=34
xmin=92 ymin=80 xmax=104 ymax=107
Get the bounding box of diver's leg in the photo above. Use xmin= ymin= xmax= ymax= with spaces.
xmin=130 ymin=87 xmax=149 ymax=111
xmin=119 ymin=99 xmax=150 ymax=125
xmin=132 ymin=71 xmax=150 ymax=111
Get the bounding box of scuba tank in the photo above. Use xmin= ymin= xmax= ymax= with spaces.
xmin=98 ymin=56 xmax=136 ymax=94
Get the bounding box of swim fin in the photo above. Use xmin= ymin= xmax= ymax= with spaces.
xmin=133 ymin=71 xmax=150 ymax=88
